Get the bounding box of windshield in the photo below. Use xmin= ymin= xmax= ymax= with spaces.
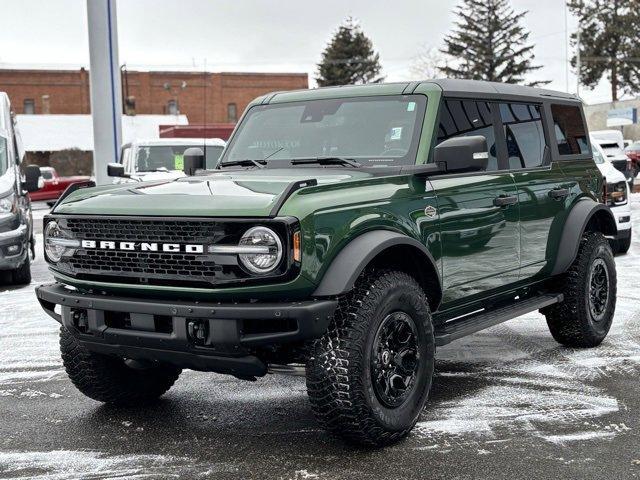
xmin=135 ymin=145 xmax=224 ymax=172
xmin=220 ymin=95 xmax=427 ymax=167
xmin=0 ymin=136 xmax=7 ymax=176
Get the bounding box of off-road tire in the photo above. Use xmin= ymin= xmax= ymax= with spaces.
xmin=544 ymin=232 xmax=616 ymax=348
xmin=306 ymin=270 xmax=434 ymax=447
xmin=60 ymin=327 xmax=181 ymax=406
xmin=11 ymin=256 xmax=31 ymax=285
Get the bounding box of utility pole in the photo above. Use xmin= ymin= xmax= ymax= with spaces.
xmin=87 ymin=0 xmax=122 ymax=185
xmin=564 ymin=1 xmax=570 ymax=93
xmin=576 ymin=24 xmax=581 ymax=97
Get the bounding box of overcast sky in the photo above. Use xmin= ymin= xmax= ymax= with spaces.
xmin=0 ymin=0 xmax=618 ymax=104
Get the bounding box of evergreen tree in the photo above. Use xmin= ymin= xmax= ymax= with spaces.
xmin=440 ymin=0 xmax=547 ymax=86
xmin=316 ymin=17 xmax=382 ymax=87
xmin=568 ymin=0 xmax=640 ymax=101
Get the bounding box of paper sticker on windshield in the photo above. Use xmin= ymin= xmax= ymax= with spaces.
xmin=390 ymin=127 xmax=403 ymax=141
xmin=407 ymin=102 xmax=416 ymax=112
xmin=174 ymin=154 xmax=184 ymax=170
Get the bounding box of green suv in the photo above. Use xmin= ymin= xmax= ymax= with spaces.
xmin=36 ymin=80 xmax=618 ymax=446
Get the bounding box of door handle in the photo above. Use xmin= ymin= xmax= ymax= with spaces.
xmin=493 ymin=195 xmax=518 ymax=207
xmin=549 ymin=188 xmax=570 ymax=200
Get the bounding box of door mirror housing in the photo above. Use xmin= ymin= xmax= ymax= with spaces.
xmin=23 ymin=165 xmax=42 ymax=192
xmin=107 ymin=163 xmax=127 ymax=178
xmin=183 ymin=147 xmax=205 ymax=176
xmin=434 ymin=136 xmax=489 ymax=173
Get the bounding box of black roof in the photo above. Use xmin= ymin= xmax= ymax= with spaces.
xmin=429 ymin=79 xmax=579 ymax=102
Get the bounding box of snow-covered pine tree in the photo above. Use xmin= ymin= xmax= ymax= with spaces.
xmin=440 ymin=0 xmax=548 ymax=86
xmin=316 ymin=17 xmax=382 ymax=87
xmin=568 ymin=0 xmax=640 ymax=102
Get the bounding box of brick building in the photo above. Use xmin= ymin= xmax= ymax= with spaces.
xmin=0 ymin=68 xmax=308 ymax=124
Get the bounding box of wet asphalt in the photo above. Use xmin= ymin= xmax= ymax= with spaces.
xmin=0 ymin=200 xmax=639 ymax=479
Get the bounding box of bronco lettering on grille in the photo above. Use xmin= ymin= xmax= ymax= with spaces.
xmin=80 ymin=240 xmax=205 ymax=254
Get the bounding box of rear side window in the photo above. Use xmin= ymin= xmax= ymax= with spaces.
xmin=500 ymin=103 xmax=547 ymax=169
xmin=551 ymin=104 xmax=589 ymax=155
xmin=437 ymin=100 xmax=498 ymax=171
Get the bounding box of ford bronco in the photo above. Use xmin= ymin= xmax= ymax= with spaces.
xmin=36 ymin=80 xmax=618 ymax=446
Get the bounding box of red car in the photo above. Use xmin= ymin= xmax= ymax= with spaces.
xmin=28 ymin=166 xmax=92 ymax=202
xmin=625 ymin=141 xmax=640 ymax=178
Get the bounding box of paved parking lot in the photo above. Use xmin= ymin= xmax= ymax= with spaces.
xmin=1 ymin=199 xmax=640 ymax=479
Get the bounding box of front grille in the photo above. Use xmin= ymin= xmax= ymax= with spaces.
xmin=52 ymin=216 xmax=293 ymax=288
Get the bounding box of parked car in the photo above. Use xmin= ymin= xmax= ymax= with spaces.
xmin=591 ymin=129 xmax=635 ymax=183
xmin=0 ymin=92 xmax=41 ymax=285
xmin=107 ymin=138 xmax=226 ymax=183
xmin=592 ymin=140 xmax=632 ymax=254
xmin=39 ymin=80 xmax=618 ymax=447
xmin=624 ymin=140 xmax=640 ymax=178
xmin=28 ymin=166 xmax=92 ymax=203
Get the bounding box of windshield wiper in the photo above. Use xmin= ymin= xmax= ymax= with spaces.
xmin=290 ymin=157 xmax=362 ymax=168
xmin=218 ymin=159 xmax=267 ymax=169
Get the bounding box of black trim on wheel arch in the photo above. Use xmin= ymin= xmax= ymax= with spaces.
xmin=312 ymin=230 xmax=442 ymax=302
xmin=551 ymin=200 xmax=617 ymax=276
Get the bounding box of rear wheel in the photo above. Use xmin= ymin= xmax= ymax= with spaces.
xmin=60 ymin=327 xmax=181 ymax=406
xmin=306 ymin=270 xmax=434 ymax=447
xmin=544 ymin=232 xmax=616 ymax=348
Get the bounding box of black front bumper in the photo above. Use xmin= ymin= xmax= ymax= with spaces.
xmin=36 ymin=283 xmax=337 ymax=378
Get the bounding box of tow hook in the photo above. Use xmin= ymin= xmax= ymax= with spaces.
xmin=187 ymin=319 xmax=209 ymax=346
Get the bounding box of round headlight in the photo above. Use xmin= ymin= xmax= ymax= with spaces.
xmin=44 ymin=221 xmax=66 ymax=263
xmin=238 ymin=226 xmax=283 ymax=274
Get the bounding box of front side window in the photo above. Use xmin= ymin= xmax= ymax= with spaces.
xmin=437 ymin=99 xmax=498 ymax=171
xmin=500 ymin=103 xmax=546 ymax=169
xmin=551 ymin=104 xmax=589 ymax=155
xmin=0 ymin=137 xmax=7 ymax=176
xmin=221 ymin=95 xmax=427 ymax=167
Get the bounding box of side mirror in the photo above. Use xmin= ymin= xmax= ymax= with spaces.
xmin=23 ymin=165 xmax=41 ymax=192
xmin=434 ymin=136 xmax=489 ymax=173
xmin=107 ymin=163 xmax=127 ymax=177
xmin=183 ymin=147 xmax=205 ymax=176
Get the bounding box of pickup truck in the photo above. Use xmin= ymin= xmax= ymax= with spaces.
xmin=28 ymin=166 xmax=91 ymax=202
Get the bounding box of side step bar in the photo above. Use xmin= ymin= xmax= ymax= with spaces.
xmin=435 ymin=293 xmax=563 ymax=346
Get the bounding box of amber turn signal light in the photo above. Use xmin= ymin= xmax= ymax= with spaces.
xmin=293 ymin=231 xmax=301 ymax=262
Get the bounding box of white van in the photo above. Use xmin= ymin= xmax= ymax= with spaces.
xmin=591 ymin=129 xmax=634 ymax=183
xmin=0 ymin=93 xmax=41 ymax=284
xmin=108 ymin=138 xmax=226 ymax=183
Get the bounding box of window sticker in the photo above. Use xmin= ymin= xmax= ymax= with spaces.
xmin=174 ymin=154 xmax=184 ymax=170
xmin=407 ymin=102 xmax=416 ymax=112
xmin=390 ymin=127 xmax=403 ymax=141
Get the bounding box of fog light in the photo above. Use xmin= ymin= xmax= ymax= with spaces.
xmin=6 ymin=244 xmax=20 ymax=254
xmin=619 ymin=216 xmax=630 ymax=223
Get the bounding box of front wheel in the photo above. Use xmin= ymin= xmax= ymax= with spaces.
xmin=60 ymin=327 xmax=181 ymax=406
xmin=544 ymin=232 xmax=616 ymax=348
xmin=306 ymin=270 xmax=434 ymax=447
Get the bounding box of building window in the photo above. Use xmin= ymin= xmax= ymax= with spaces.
xmin=227 ymin=103 xmax=238 ymax=123
xmin=23 ymin=99 xmax=35 ymax=114
xmin=167 ymin=100 xmax=178 ymax=115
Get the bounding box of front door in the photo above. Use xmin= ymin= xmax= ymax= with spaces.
xmin=431 ymin=99 xmax=520 ymax=307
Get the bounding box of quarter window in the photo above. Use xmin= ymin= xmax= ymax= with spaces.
xmin=500 ymin=103 xmax=547 ymax=169
xmin=437 ymin=100 xmax=498 ymax=171
xmin=551 ymin=104 xmax=589 ymax=155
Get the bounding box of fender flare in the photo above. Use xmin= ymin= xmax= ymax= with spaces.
xmin=550 ymin=200 xmax=617 ymax=276
xmin=312 ymin=230 xmax=442 ymax=302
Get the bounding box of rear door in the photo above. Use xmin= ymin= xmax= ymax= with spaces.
xmin=430 ymin=99 xmax=520 ymax=306
xmin=498 ymin=102 xmax=568 ymax=280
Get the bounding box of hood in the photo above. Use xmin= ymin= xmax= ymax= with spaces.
xmin=595 ymin=160 xmax=626 ymax=183
xmin=130 ymin=170 xmax=186 ymax=182
xmin=53 ymin=168 xmax=374 ymax=217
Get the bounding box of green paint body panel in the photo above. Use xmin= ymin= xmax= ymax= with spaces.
xmin=47 ymin=81 xmax=605 ymax=320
